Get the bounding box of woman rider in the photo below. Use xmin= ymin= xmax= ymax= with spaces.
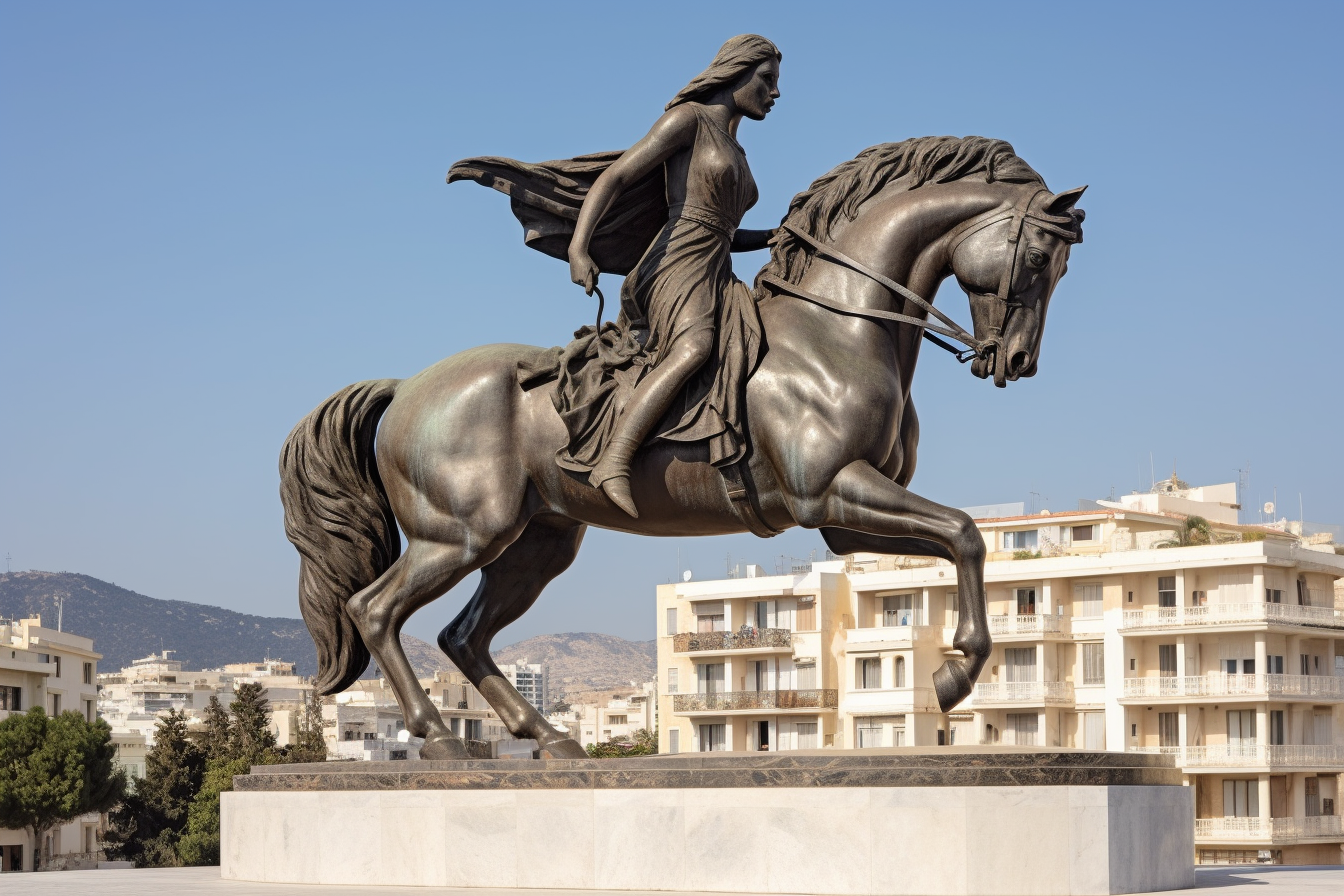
xmin=568 ymin=35 xmax=782 ymax=517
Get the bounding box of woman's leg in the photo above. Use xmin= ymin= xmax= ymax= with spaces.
xmin=591 ymin=328 xmax=713 ymax=517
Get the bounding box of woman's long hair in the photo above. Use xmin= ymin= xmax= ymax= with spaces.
xmin=666 ymin=34 xmax=781 ymax=110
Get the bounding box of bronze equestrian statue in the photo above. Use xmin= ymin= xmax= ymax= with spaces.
xmin=280 ymin=35 xmax=1086 ymax=759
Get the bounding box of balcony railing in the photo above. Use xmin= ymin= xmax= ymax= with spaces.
xmin=1122 ymin=673 xmax=1344 ymax=700
xmin=971 ymin=680 xmax=1074 ymax=705
xmin=1130 ymin=744 xmax=1344 ymax=768
xmin=672 ymin=628 xmax=793 ymax=653
xmin=1121 ymin=602 xmax=1344 ymax=631
xmin=672 ymin=689 xmax=838 ymax=713
xmin=1195 ymin=815 xmax=1344 ymax=842
xmin=987 ymin=614 xmax=1065 ymax=637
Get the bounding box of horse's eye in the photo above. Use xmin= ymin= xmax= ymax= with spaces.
xmin=1027 ymin=249 xmax=1048 ymax=268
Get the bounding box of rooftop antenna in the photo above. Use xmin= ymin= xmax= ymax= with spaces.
xmin=1299 ymin=493 xmax=1304 ymax=526
xmin=4 ymin=553 xmax=10 ymax=573
xmin=1149 ymin=453 xmax=1155 ymax=490
xmin=1237 ymin=463 xmax=1251 ymax=525
xmin=57 ymin=595 xmax=64 ymax=632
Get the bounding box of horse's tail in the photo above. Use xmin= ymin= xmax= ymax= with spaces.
xmin=279 ymin=379 xmax=402 ymax=695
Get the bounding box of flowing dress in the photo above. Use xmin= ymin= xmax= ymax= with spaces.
xmin=447 ymin=104 xmax=764 ymax=472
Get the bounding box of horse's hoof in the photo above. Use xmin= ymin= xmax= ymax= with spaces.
xmin=538 ymin=738 xmax=588 ymax=760
xmin=933 ymin=660 xmax=973 ymax=712
xmin=601 ymin=477 xmax=639 ymax=518
xmin=418 ymin=733 xmax=469 ymax=760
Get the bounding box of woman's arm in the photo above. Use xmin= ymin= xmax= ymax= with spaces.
xmin=730 ymin=227 xmax=778 ymax=253
xmin=569 ymin=106 xmax=698 ymax=293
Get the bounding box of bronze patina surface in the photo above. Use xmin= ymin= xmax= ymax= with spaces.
xmin=279 ymin=35 xmax=1087 ymax=760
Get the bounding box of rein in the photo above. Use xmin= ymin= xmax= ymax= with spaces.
xmin=760 ymin=188 xmax=1079 ymax=366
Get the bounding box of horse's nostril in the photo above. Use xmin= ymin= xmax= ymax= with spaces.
xmin=1010 ymin=351 xmax=1030 ymax=374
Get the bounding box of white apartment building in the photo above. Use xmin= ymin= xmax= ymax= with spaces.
xmin=560 ymin=682 xmax=658 ymax=748
xmin=655 ymin=479 xmax=1344 ymax=865
xmin=499 ymin=659 xmax=548 ymax=713
xmin=0 ymin=617 xmax=103 ymax=871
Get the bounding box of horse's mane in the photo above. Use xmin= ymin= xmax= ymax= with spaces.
xmin=756 ymin=136 xmax=1046 ymax=292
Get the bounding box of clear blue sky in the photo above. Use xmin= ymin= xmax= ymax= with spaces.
xmin=2 ymin=2 xmax=1341 ymax=648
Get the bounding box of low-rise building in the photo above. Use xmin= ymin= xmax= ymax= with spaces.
xmin=564 ymin=682 xmax=658 ymax=748
xmin=655 ymin=479 xmax=1344 ymax=864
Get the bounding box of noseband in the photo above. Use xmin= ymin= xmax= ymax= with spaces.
xmin=759 ymin=188 xmax=1080 ymax=366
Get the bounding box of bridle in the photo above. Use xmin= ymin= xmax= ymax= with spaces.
xmin=758 ymin=188 xmax=1081 ymax=380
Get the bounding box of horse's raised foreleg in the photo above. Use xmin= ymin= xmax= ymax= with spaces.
xmin=789 ymin=461 xmax=989 ymax=711
xmin=438 ymin=514 xmax=589 ymax=759
xmin=345 ymin=540 xmax=484 ymax=759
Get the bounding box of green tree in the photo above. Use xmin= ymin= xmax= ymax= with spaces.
xmin=585 ymin=729 xmax=657 ymax=758
xmin=228 ymin=683 xmax=276 ymax=763
xmin=176 ymin=757 xmax=250 ymax=866
xmin=1157 ymin=515 xmax=1215 ymax=548
xmin=105 ymin=710 xmax=206 ymax=867
xmin=196 ymin=696 xmax=232 ymax=761
xmin=286 ymin=692 xmax=327 ymax=764
xmin=0 ymin=708 xmax=126 ymax=870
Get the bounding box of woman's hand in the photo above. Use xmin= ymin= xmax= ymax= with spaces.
xmin=569 ymin=252 xmax=600 ymax=295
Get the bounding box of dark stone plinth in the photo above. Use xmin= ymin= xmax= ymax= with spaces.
xmin=236 ymin=747 xmax=1182 ymax=791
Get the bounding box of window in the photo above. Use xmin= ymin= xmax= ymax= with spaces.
xmin=1003 ymin=530 xmax=1038 ymax=550
xmin=796 ymin=597 xmax=816 ymax=630
xmin=1082 ymin=643 xmax=1105 ymax=684
xmin=1083 ymin=712 xmax=1106 ymax=750
xmin=668 ymin=729 xmax=680 ymax=754
xmin=1227 ymin=710 xmax=1255 ymax=744
xmin=1006 ymin=712 xmax=1038 ymax=746
xmin=1265 ymin=589 xmax=1283 ymax=604
xmin=465 ymin=719 xmax=483 ymax=740
xmin=607 ymin=715 xmax=627 ymax=726
xmin=1071 ymin=524 xmax=1097 ymax=542
xmin=1158 ymin=712 xmax=1179 ymax=747
xmin=796 ymin=662 xmax=816 ymax=690
xmin=751 ymin=660 xmax=771 ymax=692
xmin=82 ymin=662 xmax=93 ymax=685
xmin=1305 ymin=777 xmax=1321 ymax=817
xmin=1159 ymin=644 xmax=1177 ymax=677
xmin=1158 ymin=577 xmax=1177 ymax=608
xmin=53 ymin=656 xmax=61 ymax=679
xmin=1004 ymin=647 xmax=1037 ymax=683
xmin=796 ymin=722 xmax=818 ymax=750
xmin=665 ymin=607 xmax=678 ymax=636
xmin=858 ymin=657 xmax=882 ymax=689
xmin=1223 ymin=779 xmax=1258 ymax=818
xmin=666 ymin=668 xmax=678 ymax=694
xmin=883 ymin=594 xmax=920 ymax=626
xmin=84 ymin=699 xmax=94 ymax=722
xmin=0 ymin=686 xmax=20 ymax=711
xmin=894 ymin=656 xmax=906 ymax=688
xmin=1269 ymin=710 xmax=1285 ymax=746
xmin=1016 ymin=588 xmax=1037 ymax=615
xmin=1074 ymin=584 xmax=1103 ymax=617
xmin=698 ymin=723 xmax=726 ymax=752
xmin=49 ymin=693 xmax=61 ymax=715
xmin=694 ymin=602 xmax=725 ymax=633
xmin=856 ymin=718 xmax=882 ymax=748
xmin=697 ymin=663 xmax=724 ymax=694
xmin=1268 ymin=655 xmax=1284 ymax=674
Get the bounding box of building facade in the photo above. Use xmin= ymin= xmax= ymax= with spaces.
xmin=655 ymin=481 xmax=1344 ymax=864
xmin=499 ymin=659 xmax=548 ymax=713
xmin=0 ymin=617 xmax=103 ymax=871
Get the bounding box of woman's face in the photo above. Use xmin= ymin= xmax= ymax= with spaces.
xmin=733 ymin=58 xmax=780 ymax=121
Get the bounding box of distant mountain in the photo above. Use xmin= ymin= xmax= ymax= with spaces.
xmin=492 ymin=632 xmax=656 ymax=696
xmin=0 ymin=572 xmax=655 ymax=695
xmin=0 ymin=571 xmax=451 ymax=679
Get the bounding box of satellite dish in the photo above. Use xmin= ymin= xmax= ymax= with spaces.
xmin=682 ymin=570 xmax=693 ymax=582
xmin=1263 ymin=502 xmax=1275 ymax=516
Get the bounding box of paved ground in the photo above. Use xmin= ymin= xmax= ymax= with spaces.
xmin=0 ymin=865 xmax=1342 ymax=895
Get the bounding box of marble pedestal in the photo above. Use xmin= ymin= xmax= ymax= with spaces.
xmin=221 ymin=748 xmax=1194 ymax=896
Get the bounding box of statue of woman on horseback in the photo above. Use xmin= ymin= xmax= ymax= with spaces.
xmin=284 ymin=34 xmax=1086 ymax=759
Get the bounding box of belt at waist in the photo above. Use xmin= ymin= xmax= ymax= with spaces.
xmin=668 ymin=203 xmax=738 ymax=240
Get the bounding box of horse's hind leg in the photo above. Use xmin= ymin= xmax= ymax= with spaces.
xmin=439 ymin=514 xmax=588 ymax=759
xmin=346 ymin=539 xmax=485 ymax=759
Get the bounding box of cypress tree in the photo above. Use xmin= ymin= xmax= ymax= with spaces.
xmin=105 ymin=711 xmax=204 ymax=867
xmin=227 ymin=682 xmax=276 ymax=763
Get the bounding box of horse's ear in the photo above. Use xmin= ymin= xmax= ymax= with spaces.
xmin=1045 ymin=186 xmax=1087 ymax=216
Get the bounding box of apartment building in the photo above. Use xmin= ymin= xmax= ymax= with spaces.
xmin=558 ymin=682 xmax=658 ymax=748
xmin=499 ymin=659 xmax=548 ymax=713
xmin=655 ymin=479 xmax=1344 ymax=864
xmin=0 ymin=617 xmax=103 ymax=871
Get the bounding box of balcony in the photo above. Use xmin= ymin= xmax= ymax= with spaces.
xmin=672 ymin=628 xmax=793 ymax=654
xmin=672 ymin=689 xmax=838 ymax=714
xmin=1195 ymin=815 xmax=1344 ymax=843
xmin=844 ymin=686 xmax=942 ymax=714
xmin=1130 ymin=744 xmax=1344 ymax=769
xmin=1121 ymin=602 xmax=1344 ymax=632
xmin=1122 ymin=673 xmax=1344 ymax=701
xmin=987 ymin=614 xmax=1067 ymax=638
xmin=971 ymin=681 xmax=1074 ymax=706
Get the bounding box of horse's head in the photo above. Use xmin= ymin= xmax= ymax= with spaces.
xmin=950 ymin=185 xmax=1086 ymax=386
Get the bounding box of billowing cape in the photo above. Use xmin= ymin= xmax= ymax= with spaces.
xmin=447 ymin=152 xmax=667 ymax=275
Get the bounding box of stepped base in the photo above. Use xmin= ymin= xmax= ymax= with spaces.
xmin=221 ymin=749 xmax=1194 ymax=895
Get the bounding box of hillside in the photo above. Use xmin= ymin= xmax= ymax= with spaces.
xmin=492 ymin=632 xmax=656 ymax=697
xmin=0 ymin=572 xmax=653 ymax=693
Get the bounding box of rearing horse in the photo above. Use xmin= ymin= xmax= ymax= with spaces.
xmin=280 ymin=136 xmax=1085 ymax=759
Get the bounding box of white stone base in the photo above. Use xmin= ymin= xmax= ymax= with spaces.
xmin=222 ymin=784 xmax=1193 ymax=895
